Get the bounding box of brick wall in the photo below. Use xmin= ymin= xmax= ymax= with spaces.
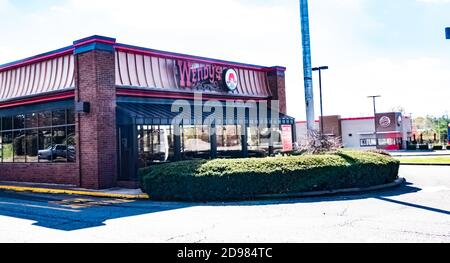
xmin=0 ymin=163 xmax=79 ymax=185
xmin=320 ymin=115 xmax=342 ymax=138
xmin=75 ymin=49 xmax=117 ymax=189
xmin=267 ymin=68 xmax=287 ymax=114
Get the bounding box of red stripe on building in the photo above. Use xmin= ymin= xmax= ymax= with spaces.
xmin=340 ymin=117 xmax=375 ymax=121
xmin=116 ymin=88 xmax=270 ymax=102
xmin=0 ymin=91 xmax=75 ymax=109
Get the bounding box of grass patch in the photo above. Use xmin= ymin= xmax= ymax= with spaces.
xmin=395 ymin=156 xmax=450 ymax=164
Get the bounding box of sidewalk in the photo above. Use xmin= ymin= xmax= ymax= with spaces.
xmin=389 ymin=150 xmax=450 ymax=157
xmin=0 ymin=181 xmax=149 ymax=199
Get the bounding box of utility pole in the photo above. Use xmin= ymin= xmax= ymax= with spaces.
xmin=368 ymin=95 xmax=381 ymax=149
xmin=300 ymin=0 xmax=315 ymax=132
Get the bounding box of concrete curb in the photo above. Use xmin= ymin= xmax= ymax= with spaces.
xmin=0 ymin=185 xmax=149 ymax=199
xmin=0 ymin=178 xmax=405 ymax=201
xmin=254 ymin=178 xmax=406 ymax=199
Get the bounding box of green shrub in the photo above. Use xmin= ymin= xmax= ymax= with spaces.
xmin=140 ymin=151 xmax=400 ymax=201
xmin=418 ymin=144 xmax=429 ymax=150
xmin=433 ymin=145 xmax=443 ymax=150
xmin=407 ymin=144 xmax=417 ymax=150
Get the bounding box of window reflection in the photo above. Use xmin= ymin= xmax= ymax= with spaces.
xmin=2 ymin=132 xmax=13 ymax=163
xmin=38 ymin=128 xmax=53 ymax=162
xmin=181 ymin=125 xmax=210 ymax=159
xmin=137 ymin=125 xmax=174 ymax=168
xmin=0 ymin=107 xmax=76 ymax=163
xmin=14 ymin=115 xmax=25 ymax=130
xmin=13 ymin=130 xmax=26 ymax=163
xmin=217 ymin=125 xmax=242 ymax=157
xmin=67 ymin=126 xmax=76 ymax=162
xmin=2 ymin=117 xmax=12 ymax=131
xmin=25 ymin=129 xmax=38 ymax=163
xmin=52 ymin=127 xmax=67 ymax=162
xmin=247 ymin=126 xmax=283 ymax=156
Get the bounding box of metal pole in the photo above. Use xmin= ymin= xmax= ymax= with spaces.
xmin=373 ymin=97 xmax=379 ymax=149
xmin=318 ymin=69 xmax=324 ymax=137
xmin=368 ymin=95 xmax=381 ymax=149
xmin=313 ymin=66 xmax=328 ymax=138
xmin=300 ymin=0 xmax=315 ymax=132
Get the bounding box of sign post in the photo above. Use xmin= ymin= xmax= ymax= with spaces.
xmin=281 ymin=125 xmax=293 ymax=152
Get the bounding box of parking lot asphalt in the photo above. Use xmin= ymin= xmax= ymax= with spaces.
xmin=0 ymin=165 xmax=449 ymax=242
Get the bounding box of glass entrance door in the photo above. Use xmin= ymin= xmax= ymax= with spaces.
xmin=118 ymin=125 xmax=134 ymax=181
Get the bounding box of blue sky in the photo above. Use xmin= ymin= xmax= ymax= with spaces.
xmin=0 ymin=0 xmax=449 ymax=119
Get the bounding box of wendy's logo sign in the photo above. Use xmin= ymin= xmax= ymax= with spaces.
xmin=224 ymin=68 xmax=238 ymax=91
xmin=177 ymin=60 xmax=238 ymax=92
xmin=379 ymin=116 xmax=391 ymax=128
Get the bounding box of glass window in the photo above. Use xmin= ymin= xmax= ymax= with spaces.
xmin=360 ymin=138 xmax=377 ymax=147
xmin=13 ymin=114 xmax=25 ymax=130
xmin=0 ymin=133 xmax=2 ymax=162
xmin=2 ymin=117 xmax=12 ymax=131
xmin=217 ymin=125 xmax=242 ymax=154
xmin=247 ymin=126 xmax=268 ymax=157
xmin=67 ymin=108 xmax=75 ymax=125
xmin=272 ymin=127 xmax=283 ymax=154
xmin=52 ymin=127 xmax=67 ymax=162
xmin=38 ymin=128 xmax=53 ymax=162
xmin=38 ymin=111 xmax=52 ymax=127
xmin=2 ymin=132 xmax=13 ymax=162
xmin=25 ymin=113 xmax=38 ymax=129
xmin=25 ymin=129 xmax=38 ymax=163
xmin=52 ymin=109 xmax=66 ymax=126
xmin=13 ymin=130 xmax=26 ymax=163
xmin=182 ymin=125 xmax=210 ymax=159
xmin=0 ymin=107 xmax=75 ymax=164
xmin=67 ymin=125 xmax=76 ymax=163
xmin=137 ymin=125 xmax=175 ymax=168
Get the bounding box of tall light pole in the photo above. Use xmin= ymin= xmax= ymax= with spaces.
xmin=312 ymin=66 xmax=328 ymax=138
xmin=368 ymin=95 xmax=381 ymax=149
xmin=300 ymin=0 xmax=315 ymax=132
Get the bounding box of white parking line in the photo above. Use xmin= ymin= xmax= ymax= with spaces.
xmin=0 ymin=201 xmax=80 ymax=213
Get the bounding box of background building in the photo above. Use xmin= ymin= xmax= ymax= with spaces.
xmin=296 ymin=113 xmax=413 ymax=150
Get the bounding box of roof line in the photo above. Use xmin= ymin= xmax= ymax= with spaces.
xmin=114 ymin=43 xmax=284 ymax=71
xmin=1 ymin=36 xmax=287 ymax=73
xmin=0 ymin=46 xmax=74 ymax=72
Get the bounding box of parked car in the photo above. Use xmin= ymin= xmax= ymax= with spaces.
xmin=38 ymin=144 xmax=75 ymax=162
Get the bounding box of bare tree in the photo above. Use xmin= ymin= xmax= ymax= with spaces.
xmin=300 ymin=130 xmax=343 ymax=154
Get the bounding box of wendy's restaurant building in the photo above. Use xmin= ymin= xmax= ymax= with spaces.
xmin=296 ymin=113 xmax=413 ymax=150
xmin=0 ymin=35 xmax=296 ymax=189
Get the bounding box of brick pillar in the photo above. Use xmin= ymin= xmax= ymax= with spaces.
xmin=74 ymin=36 xmax=117 ymax=189
xmin=267 ymin=66 xmax=287 ymax=114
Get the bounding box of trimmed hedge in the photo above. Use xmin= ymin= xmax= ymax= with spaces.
xmin=140 ymin=151 xmax=400 ymax=201
xmin=407 ymin=144 xmax=417 ymax=150
xmin=433 ymin=145 xmax=444 ymax=150
xmin=419 ymin=144 xmax=430 ymax=150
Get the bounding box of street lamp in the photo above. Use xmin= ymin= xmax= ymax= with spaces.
xmin=368 ymin=95 xmax=381 ymax=149
xmin=312 ymin=66 xmax=329 ymax=138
